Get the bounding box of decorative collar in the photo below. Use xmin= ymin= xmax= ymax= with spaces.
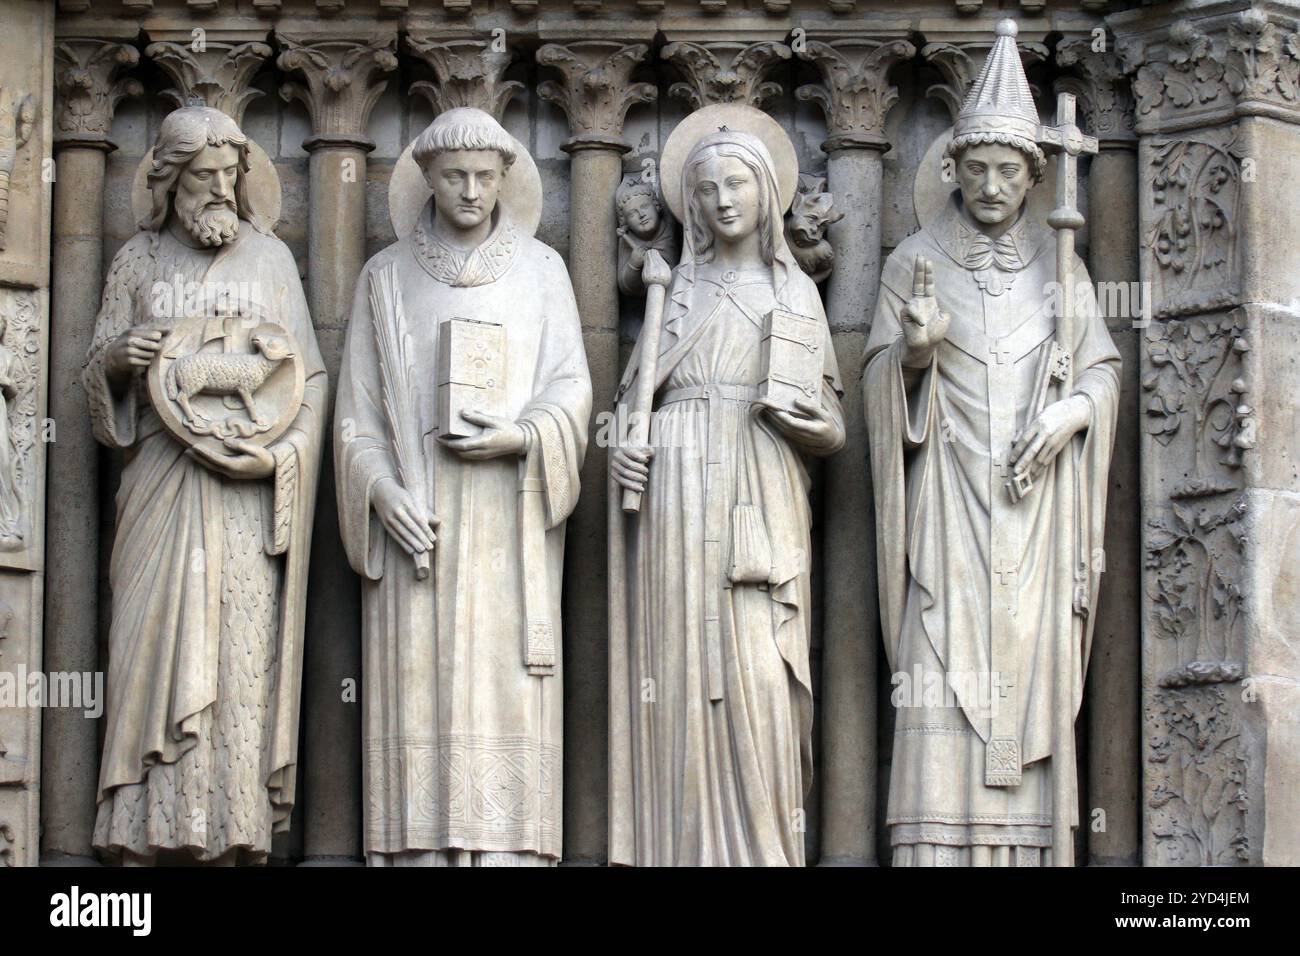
xmin=412 ymin=198 xmax=520 ymax=287
xmin=928 ymin=192 xmax=1045 ymax=275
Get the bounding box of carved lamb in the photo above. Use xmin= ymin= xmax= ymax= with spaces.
xmin=166 ymin=330 xmax=294 ymax=428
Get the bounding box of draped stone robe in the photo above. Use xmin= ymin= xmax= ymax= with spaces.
xmin=335 ymin=202 xmax=590 ymax=864
xmin=864 ymin=195 xmax=1120 ymax=866
xmin=610 ymin=256 xmax=844 ymax=867
xmin=84 ymin=224 xmax=326 ymax=863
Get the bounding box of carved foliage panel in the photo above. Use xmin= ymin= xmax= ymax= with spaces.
xmin=1141 ymin=304 xmax=1259 ymax=866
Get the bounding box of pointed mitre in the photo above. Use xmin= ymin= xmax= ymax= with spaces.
xmin=952 ymin=19 xmax=1041 ymax=151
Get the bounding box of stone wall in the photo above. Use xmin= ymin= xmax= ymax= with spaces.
xmin=15 ymin=0 xmax=1294 ymax=866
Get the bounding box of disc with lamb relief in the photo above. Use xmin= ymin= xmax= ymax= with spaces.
xmin=147 ymin=312 xmax=306 ymax=456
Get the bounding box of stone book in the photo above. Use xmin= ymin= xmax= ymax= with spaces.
xmin=759 ymin=308 xmax=823 ymax=413
xmin=436 ymin=316 xmax=506 ymax=438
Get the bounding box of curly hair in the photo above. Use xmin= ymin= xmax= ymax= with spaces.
xmin=946 ymin=131 xmax=1047 ymax=184
xmin=145 ymin=107 xmax=258 ymax=231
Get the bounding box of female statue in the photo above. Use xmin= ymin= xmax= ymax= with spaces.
xmin=608 ymin=110 xmax=844 ymax=866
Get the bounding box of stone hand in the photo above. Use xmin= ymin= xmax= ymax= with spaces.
xmin=757 ymin=396 xmax=843 ymax=453
xmin=187 ymin=438 xmax=275 ymax=480
xmin=1010 ymin=396 xmax=1091 ymax=481
xmin=611 ymin=443 xmax=653 ymax=494
xmin=642 ymin=249 xmax=672 ymax=288
xmin=373 ymin=475 xmax=439 ymax=557
xmin=107 ymin=327 xmax=164 ymax=382
xmin=900 ymin=255 xmax=950 ymax=367
xmin=439 ymin=410 xmax=528 ymax=460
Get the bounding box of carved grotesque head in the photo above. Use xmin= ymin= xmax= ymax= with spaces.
xmin=616 ymin=180 xmax=661 ymax=241
xmin=147 ymin=106 xmax=255 ymax=247
xmin=947 ymin=134 xmax=1045 ymax=231
xmin=412 ymin=107 xmax=517 ymax=233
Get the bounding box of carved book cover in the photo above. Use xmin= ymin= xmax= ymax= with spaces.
xmin=436 ymin=316 xmax=506 ymax=438
xmin=760 ymin=308 xmax=822 ymax=413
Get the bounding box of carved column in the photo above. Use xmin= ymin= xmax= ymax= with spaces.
xmin=1055 ymin=35 xmax=1142 ymax=867
xmin=796 ymin=32 xmax=914 ymax=866
xmin=1113 ymin=3 xmax=1300 ymax=866
xmin=144 ymin=38 xmax=272 ymax=125
xmin=536 ymin=37 xmax=655 ymax=864
xmin=0 ymin=0 xmax=52 ymax=868
xmin=276 ymin=31 xmax=398 ymax=864
xmin=43 ymin=36 xmax=139 ymax=865
xmin=661 ymin=39 xmax=791 ymax=109
xmin=405 ymin=35 xmax=522 ymax=120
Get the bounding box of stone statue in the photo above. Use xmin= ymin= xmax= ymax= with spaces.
xmin=863 ymin=21 xmax=1120 ymax=866
xmin=784 ymin=172 xmax=843 ymax=284
xmin=335 ymin=107 xmax=591 ymax=867
xmin=615 ymin=165 xmax=677 ymax=297
xmin=608 ymin=106 xmax=845 ymax=866
xmin=84 ymin=107 xmax=326 ymax=865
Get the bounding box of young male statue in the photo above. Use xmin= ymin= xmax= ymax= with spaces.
xmin=335 ymin=108 xmax=591 ymax=866
xmin=864 ymin=21 xmax=1121 ymax=866
xmin=85 ymin=107 xmax=326 ymax=865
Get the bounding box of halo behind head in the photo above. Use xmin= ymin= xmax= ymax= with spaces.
xmin=660 ymin=104 xmax=798 ymax=223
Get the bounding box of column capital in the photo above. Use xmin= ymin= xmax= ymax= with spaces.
xmin=276 ymin=32 xmax=398 ymax=151
xmin=796 ymin=36 xmax=916 ymax=152
xmin=1055 ymin=36 xmax=1137 ymax=148
xmin=405 ymin=35 xmax=522 ymax=121
xmin=661 ymin=40 xmax=792 ymax=110
xmin=1112 ymin=5 xmax=1300 ymax=134
xmin=920 ymin=35 xmax=1049 ymax=121
xmin=536 ymin=41 xmax=656 ymax=153
xmin=53 ymin=39 xmax=142 ymax=150
xmin=145 ymin=39 xmax=272 ymax=126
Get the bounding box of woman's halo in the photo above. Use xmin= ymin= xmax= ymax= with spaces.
xmin=660 ymin=104 xmax=799 ymax=224
xmin=388 ymin=128 xmax=542 ymax=240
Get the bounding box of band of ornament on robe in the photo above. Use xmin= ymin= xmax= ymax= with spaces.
xmin=334 ymin=111 xmax=591 ymax=859
xmin=862 ymin=19 xmax=1121 ymax=858
xmin=608 ymin=121 xmax=846 ymax=866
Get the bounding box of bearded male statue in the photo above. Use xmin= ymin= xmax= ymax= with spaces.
xmin=83 ymin=107 xmax=326 ymax=865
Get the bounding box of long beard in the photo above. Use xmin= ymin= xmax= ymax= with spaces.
xmin=180 ymin=204 xmax=240 ymax=247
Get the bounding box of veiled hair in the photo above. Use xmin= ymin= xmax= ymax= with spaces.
xmin=144 ymin=107 xmax=260 ymax=232
xmin=412 ymin=107 xmax=517 ymax=171
xmin=684 ymin=142 xmax=774 ymax=266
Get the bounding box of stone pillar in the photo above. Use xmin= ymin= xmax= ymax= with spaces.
xmin=796 ymin=33 xmax=914 ymax=867
xmin=0 ymin=0 xmax=53 ymax=868
xmin=1113 ymin=2 xmax=1300 ymax=866
xmin=1056 ymin=35 xmax=1142 ymax=867
xmin=405 ymin=35 xmax=522 ymax=119
xmin=276 ymin=31 xmax=398 ymax=864
xmin=536 ymin=37 xmax=655 ymax=865
xmin=42 ymin=36 xmax=140 ymax=865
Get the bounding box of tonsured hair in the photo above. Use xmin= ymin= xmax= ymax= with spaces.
xmin=685 ymin=143 xmax=774 ymax=265
xmin=145 ymin=107 xmax=258 ymax=231
xmin=411 ymin=108 xmax=518 ymax=171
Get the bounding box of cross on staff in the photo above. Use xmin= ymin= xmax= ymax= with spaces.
xmin=1039 ymin=90 xmax=1097 ymax=868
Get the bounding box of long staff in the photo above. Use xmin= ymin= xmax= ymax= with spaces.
xmin=622 ymin=249 xmax=671 ymax=514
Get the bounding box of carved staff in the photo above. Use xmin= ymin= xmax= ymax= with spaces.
xmin=369 ymin=262 xmax=433 ymax=579
xmin=1040 ymin=91 xmax=1098 ymax=866
xmin=622 ymin=249 xmax=672 ymax=513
